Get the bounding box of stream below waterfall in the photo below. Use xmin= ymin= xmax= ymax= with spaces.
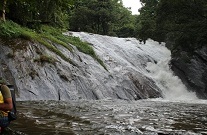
xmin=6 ymin=99 xmax=207 ymax=135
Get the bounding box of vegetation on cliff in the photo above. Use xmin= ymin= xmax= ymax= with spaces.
xmin=0 ymin=21 xmax=106 ymax=69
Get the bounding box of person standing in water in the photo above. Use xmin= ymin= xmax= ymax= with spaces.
xmin=0 ymin=77 xmax=13 ymax=132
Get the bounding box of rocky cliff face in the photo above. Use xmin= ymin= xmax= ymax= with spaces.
xmin=0 ymin=32 xmax=174 ymax=101
xmin=168 ymin=44 xmax=207 ymax=99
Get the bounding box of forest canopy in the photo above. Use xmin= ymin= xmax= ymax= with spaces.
xmin=137 ymin=0 xmax=207 ymax=50
xmin=0 ymin=0 xmax=136 ymax=38
xmin=1 ymin=0 xmax=207 ymax=50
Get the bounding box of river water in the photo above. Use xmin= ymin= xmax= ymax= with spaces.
xmin=7 ymin=99 xmax=207 ymax=135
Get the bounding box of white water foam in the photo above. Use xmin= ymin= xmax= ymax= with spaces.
xmin=146 ymin=57 xmax=198 ymax=101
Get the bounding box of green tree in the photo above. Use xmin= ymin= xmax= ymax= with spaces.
xmin=135 ymin=0 xmax=159 ymax=43
xmin=156 ymin=0 xmax=207 ymax=50
xmin=69 ymin=0 xmax=134 ymax=36
xmin=70 ymin=0 xmax=116 ymax=35
xmin=113 ymin=0 xmax=136 ymax=37
xmin=6 ymin=0 xmax=73 ymax=28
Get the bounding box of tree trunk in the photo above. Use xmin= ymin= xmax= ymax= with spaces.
xmin=1 ymin=0 xmax=7 ymax=21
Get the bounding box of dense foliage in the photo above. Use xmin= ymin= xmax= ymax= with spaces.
xmin=158 ymin=0 xmax=207 ymax=50
xmin=69 ymin=0 xmax=136 ymax=36
xmin=5 ymin=0 xmax=73 ymax=28
xmin=0 ymin=0 xmax=137 ymax=37
xmin=1 ymin=0 xmax=207 ymax=51
xmin=138 ymin=0 xmax=207 ymax=51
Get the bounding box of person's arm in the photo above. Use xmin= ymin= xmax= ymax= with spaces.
xmin=0 ymin=85 xmax=13 ymax=111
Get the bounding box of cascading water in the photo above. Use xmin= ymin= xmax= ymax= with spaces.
xmin=137 ymin=40 xmax=198 ymax=100
xmin=146 ymin=58 xmax=198 ymax=100
xmin=71 ymin=32 xmax=198 ymax=101
xmin=143 ymin=44 xmax=198 ymax=100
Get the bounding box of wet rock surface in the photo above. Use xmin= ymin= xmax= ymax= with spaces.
xmin=0 ymin=33 xmax=171 ymax=101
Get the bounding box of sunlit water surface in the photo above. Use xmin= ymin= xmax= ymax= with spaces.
xmin=7 ymin=99 xmax=207 ymax=135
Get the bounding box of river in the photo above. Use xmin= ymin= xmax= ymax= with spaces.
xmin=7 ymin=99 xmax=207 ymax=135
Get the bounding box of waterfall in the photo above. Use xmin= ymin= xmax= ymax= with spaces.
xmin=6 ymin=31 xmax=197 ymax=101
xmin=72 ymin=32 xmax=198 ymax=101
xmin=146 ymin=53 xmax=198 ymax=101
